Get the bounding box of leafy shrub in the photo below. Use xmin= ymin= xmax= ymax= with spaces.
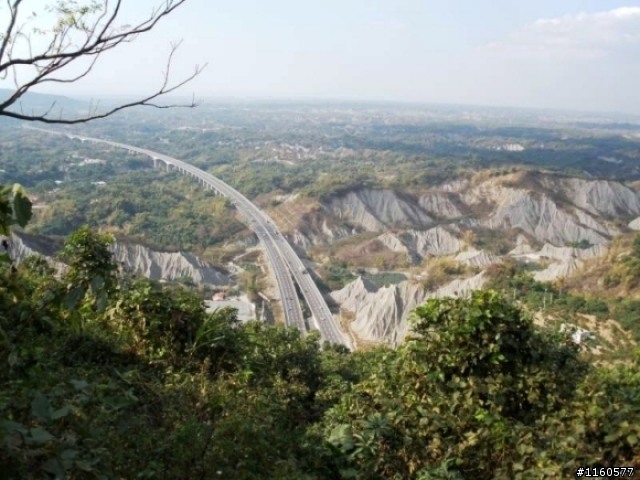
xmin=321 ymin=291 xmax=590 ymax=479
xmin=107 ymin=279 xmax=205 ymax=362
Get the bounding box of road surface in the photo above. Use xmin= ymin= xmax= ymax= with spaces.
xmin=26 ymin=126 xmax=349 ymax=348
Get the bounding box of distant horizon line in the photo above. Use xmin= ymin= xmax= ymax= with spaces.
xmin=2 ymin=86 xmax=639 ymax=121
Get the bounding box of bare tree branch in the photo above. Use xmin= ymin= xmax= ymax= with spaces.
xmin=0 ymin=1 xmax=23 ymax=64
xmin=0 ymin=0 xmax=204 ymax=123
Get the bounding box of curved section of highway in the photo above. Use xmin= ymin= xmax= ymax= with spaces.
xmin=26 ymin=126 xmax=349 ymax=348
xmin=271 ymin=230 xmax=347 ymax=345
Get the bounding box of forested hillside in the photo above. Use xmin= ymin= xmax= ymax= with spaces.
xmin=1 ymin=186 xmax=639 ymax=479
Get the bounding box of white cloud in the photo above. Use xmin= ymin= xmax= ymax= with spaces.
xmin=488 ymin=6 xmax=640 ymax=59
xmin=441 ymin=6 xmax=640 ymax=114
xmin=606 ymin=6 xmax=640 ymax=19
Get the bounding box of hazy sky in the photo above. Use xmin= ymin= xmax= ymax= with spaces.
xmin=4 ymin=0 xmax=640 ymax=113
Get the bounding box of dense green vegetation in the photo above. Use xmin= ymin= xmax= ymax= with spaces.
xmin=0 ymin=130 xmax=251 ymax=256
xmin=29 ymin=169 xmax=247 ymax=255
xmin=321 ymin=292 xmax=640 ymax=478
xmin=603 ymin=236 xmax=640 ymax=292
xmin=5 ymin=99 xmax=640 ymax=236
xmin=3 ymin=102 xmax=640 ymax=275
xmin=483 ymin=238 xmax=640 ymax=348
xmin=486 ymin=261 xmax=610 ymax=320
xmin=69 ymin=103 xmax=640 ymax=185
xmin=2 ymin=187 xmax=639 ymax=479
xmin=316 ymin=261 xmax=357 ymax=292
